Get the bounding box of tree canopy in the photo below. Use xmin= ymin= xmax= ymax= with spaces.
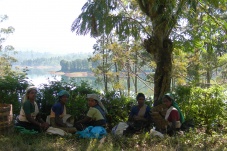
xmin=0 ymin=15 xmax=17 ymax=76
xmin=71 ymin=0 xmax=227 ymax=105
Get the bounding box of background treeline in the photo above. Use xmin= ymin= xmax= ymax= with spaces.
xmin=60 ymin=59 xmax=91 ymax=72
xmin=59 ymin=58 xmax=154 ymax=73
xmin=12 ymin=50 xmax=92 ymax=67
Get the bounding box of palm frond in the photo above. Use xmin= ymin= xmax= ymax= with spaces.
xmin=71 ymin=0 xmax=145 ymax=40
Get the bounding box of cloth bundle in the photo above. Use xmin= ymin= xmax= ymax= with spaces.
xmin=46 ymin=126 xmax=71 ymax=136
xmin=111 ymin=122 xmax=129 ymax=135
xmin=76 ymin=126 xmax=107 ymax=139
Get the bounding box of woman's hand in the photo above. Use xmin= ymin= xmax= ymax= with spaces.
xmin=133 ymin=115 xmax=140 ymax=120
xmin=133 ymin=115 xmax=146 ymax=121
xmin=40 ymin=122 xmax=50 ymax=130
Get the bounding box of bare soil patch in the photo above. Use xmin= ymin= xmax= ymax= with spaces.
xmin=50 ymin=71 xmax=93 ymax=77
xmin=65 ymin=72 xmax=88 ymax=77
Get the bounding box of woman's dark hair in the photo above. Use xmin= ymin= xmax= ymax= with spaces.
xmin=136 ymin=93 xmax=145 ymax=100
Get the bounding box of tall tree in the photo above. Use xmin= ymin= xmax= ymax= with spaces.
xmin=0 ymin=15 xmax=17 ymax=76
xmin=71 ymin=0 xmax=226 ymax=105
xmin=89 ymin=35 xmax=112 ymax=93
xmin=175 ymin=3 xmax=227 ymax=87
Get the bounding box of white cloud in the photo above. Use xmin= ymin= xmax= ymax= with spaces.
xmin=0 ymin=0 xmax=96 ymax=54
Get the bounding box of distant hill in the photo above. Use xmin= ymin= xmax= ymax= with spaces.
xmin=13 ymin=50 xmax=92 ymax=61
xmin=12 ymin=50 xmax=92 ymax=66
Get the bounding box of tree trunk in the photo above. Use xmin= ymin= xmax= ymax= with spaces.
xmin=134 ymin=63 xmax=138 ymax=94
xmin=114 ymin=62 xmax=119 ymax=83
xmin=144 ymin=37 xmax=173 ymax=106
xmin=127 ymin=59 xmax=130 ymax=97
xmin=134 ymin=50 xmax=138 ymax=94
xmin=206 ymin=70 xmax=211 ymax=87
xmin=137 ymin=0 xmax=176 ymax=105
xmin=114 ymin=62 xmax=121 ymax=94
xmin=154 ymin=41 xmax=173 ymax=106
xmin=102 ymin=36 xmax=108 ymax=93
xmin=104 ymin=51 xmax=108 ymax=93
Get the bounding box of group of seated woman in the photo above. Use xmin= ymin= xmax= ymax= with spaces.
xmin=16 ymin=86 xmax=184 ymax=136
xmin=124 ymin=92 xmax=184 ymax=136
xmin=16 ymin=86 xmax=108 ymax=134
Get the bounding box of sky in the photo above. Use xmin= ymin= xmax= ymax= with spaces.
xmin=0 ymin=0 xmax=96 ymax=54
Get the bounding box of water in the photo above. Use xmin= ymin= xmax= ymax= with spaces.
xmin=25 ymin=67 xmax=62 ymax=87
xmin=24 ymin=67 xmax=154 ymax=96
xmin=25 ymin=67 xmax=98 ymax=89
xmin=27 ymin=74 xmax=61 ymax=87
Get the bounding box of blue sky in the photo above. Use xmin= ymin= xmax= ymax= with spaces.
xmin=0 ymin=0 xmax=96 ymax=54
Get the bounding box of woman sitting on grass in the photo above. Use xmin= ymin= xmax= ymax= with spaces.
xmin=74 ymin=94 xmax=108 ymax=131
xmin=162 ymin=93 xmax=184 ymax=136
xmin=47 ymin=90 xmax=77 ymax=133
xmin=124 ymin=93 xmax=151 ymax=135
xmin=16 ymin=86 xmax=49 ymax=132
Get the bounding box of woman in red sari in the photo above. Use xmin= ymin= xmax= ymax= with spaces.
xmin=162 ymin=93 xmax=184 ymax=136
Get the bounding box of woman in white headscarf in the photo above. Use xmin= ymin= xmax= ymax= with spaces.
xmin=75 ymin=94 xmax=108 ymax=131
xmin=16 ymin=86 xmax=49 ymax=132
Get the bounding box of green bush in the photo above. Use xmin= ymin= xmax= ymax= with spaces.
xmin=103 ymin=92 xmax=135 ymax=128
xmin=175 ymin=85 xmax=227 ymax=133
xmin=66 ymin=81 xmax=98 ymax=120
xmin=0 ymin=73 xmax=29 ymax=114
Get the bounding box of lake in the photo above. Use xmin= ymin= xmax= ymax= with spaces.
xmin=23 ymin=66 xmax=154 ymax=96
xmin=25 ymin=67 xmax=98 ymax=89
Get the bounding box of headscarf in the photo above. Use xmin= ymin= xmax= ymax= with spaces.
xmin=58 ymin=90 xmax=70 ymax=98
xmin=87 ymin=94 xmax=108 ymax=114
xmin=164 ymin=93 xmax=185 ymax=123
xmin=22 ymin=86 xmax=37 ymax=103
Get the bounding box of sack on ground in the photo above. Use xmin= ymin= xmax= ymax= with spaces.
xmin=112 ymin=122 xmax=129 ymax=135
xmin=150 ymin=129 xmax=164 ymax=138
xmin=46 ymin=126 xmax=71 ymax=136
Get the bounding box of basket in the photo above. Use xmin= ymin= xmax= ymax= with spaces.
xmin=0 ymin=104 xmax=14 ymax=134
xmin=150 ymin=104 xmax=168 ymax=130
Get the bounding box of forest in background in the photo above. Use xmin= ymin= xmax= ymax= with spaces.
xmin=12 ymin=50 xmax=92 ymax=67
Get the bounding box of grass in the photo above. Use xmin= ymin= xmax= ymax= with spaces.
xmin=1 ymin=128 xmax=227 ymax=151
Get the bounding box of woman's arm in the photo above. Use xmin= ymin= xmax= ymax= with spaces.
xmin=167 ymin=110 xmax=179 ymax=135
xmin=128 ymin=106 xmax=137 ymax=122
xmin=26 ymin=114 xmax=49 ymax=130
xmin=171 ymin=119 xmax=176 ymax=130
xmin=55 ymin=115 xmax=67 ymax=127
xmin=76 ymin=116 xmax=92 ymax=124
xmin=25 ymin=114 xmax=42 ymax=127
xmin=133 ymin=116 xmax=147 ymax=121
xmin=36 ymin=113 xmax=46 ymax=123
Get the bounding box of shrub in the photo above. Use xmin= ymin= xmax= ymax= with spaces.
xmin=0 ymin=73 xmax=29 ymax=114
xmin=175 ymin=85 xmax=227 ymax=133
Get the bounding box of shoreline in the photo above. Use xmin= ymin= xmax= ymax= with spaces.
xmin=15 ymin=65 xmax=94 ymax=78
xmin=49 ymin=71 xmax=93 ymax=77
